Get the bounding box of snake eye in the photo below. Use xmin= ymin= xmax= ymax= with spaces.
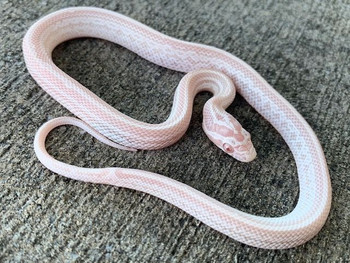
xmin=223 ymin=143 xmax=234 ymax=153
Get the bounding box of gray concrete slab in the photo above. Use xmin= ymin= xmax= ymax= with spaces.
xmin=1 ymin=0 xmax=349 ymax=262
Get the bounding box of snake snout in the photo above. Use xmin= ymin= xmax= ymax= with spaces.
xmin=240 ymin=147 xmax=257 ymax=162
xmin=232 ymin=140 xmax=257 ymax=162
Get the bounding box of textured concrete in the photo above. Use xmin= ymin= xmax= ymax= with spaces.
xmin=1 ymin=0 xmax=349 ymax=262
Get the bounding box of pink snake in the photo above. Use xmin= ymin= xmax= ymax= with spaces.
xmin=22 ymin=7 xmax=331 ymax=249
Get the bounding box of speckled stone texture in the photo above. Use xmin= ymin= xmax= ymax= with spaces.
xmin=1 ymin=0 xmax=349 ymax=262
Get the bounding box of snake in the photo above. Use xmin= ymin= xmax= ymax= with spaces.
xmin=22 ymin=7 xmax=331 ymax=249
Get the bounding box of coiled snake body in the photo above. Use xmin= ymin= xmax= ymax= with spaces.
xmin=23 ymin=7 xmax=331 ymax=249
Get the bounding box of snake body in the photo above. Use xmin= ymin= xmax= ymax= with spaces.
xmin=23 ymin=7 xmax=331 ymax=249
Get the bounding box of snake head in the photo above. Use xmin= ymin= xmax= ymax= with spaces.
xmin=202 ymin=110 xmax=256 ymax=162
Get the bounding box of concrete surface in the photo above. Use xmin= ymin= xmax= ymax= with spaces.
xmin=1 ymin=0 xmax=349 ymax=262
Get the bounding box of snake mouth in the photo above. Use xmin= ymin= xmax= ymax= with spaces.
xmin=232 ymin=143 xmax=257 ymax=162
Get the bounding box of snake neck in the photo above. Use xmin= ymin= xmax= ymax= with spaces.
xmin=167 ymin=69 xmax=236 ymax=124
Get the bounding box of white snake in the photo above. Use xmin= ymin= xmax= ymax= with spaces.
xmin=22 ymin=7 xmax=331 ymax=249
